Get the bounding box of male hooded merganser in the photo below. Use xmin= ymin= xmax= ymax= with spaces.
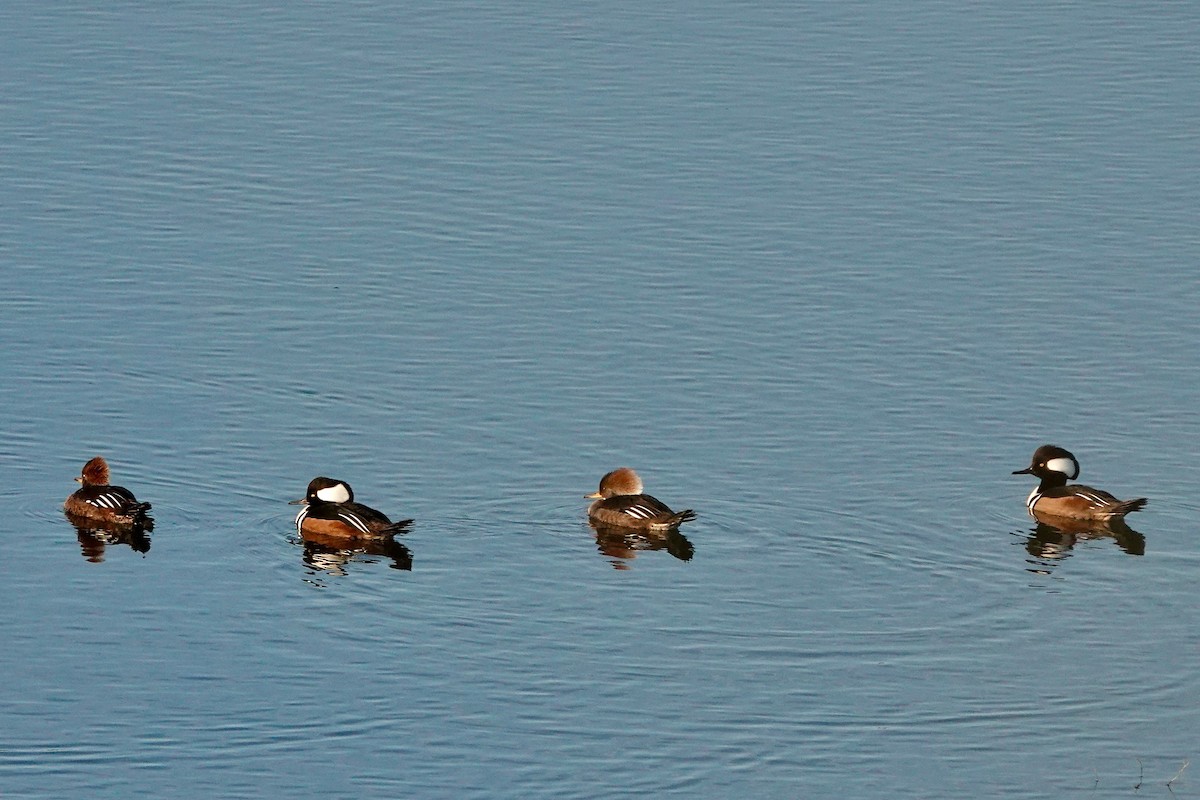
xmin=585 ymin=467 xmax=696 ymax=531
xmin=290 ymin=477 xmax=412 ymax=539
xmin=1013 ymin=445 xmax=1147 ymax=521
xmin=63 ymin=456 xmax=153 ymax=528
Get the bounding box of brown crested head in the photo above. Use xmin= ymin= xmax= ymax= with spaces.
xmin=79 ymin=456 xmax=110 ymax=486
xmin=592 ymin=467 xmax=644 ymax=498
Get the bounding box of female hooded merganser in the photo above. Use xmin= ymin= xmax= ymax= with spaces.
xmin=64 ymin=456 xmax=153 ymax=528
xmin=290 ymin=477 xmax=412 ymax=539
xmin=1013 ymin=445 xmax=1147 ymax=521
xmin=585 ymin=467 xmax=696 ymax=531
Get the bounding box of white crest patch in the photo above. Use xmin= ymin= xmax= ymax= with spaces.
xmin=1045 ymin=457 xmax=1079 ymax=479
xmin=316 ymin=483 xmax=351 ymax=503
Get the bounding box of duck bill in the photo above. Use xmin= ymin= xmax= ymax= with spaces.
xmin=1011 ymin=467 xmax=1034 ymax=475
xmin=287 ymin=497 xmax=308 ymax=505
xmin=584 ymin=492 xmax=603 ymax=499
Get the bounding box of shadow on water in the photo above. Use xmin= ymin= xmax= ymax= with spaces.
xmin=1017 ymin=512 xmax=1146 ymax=575
xmin=290 ymin=530 xmax=413 ymax=579
xmin=64 ymin=514 xmax=153 ymax=563
xmin=588 ymin=521 xmax=695 ymax=570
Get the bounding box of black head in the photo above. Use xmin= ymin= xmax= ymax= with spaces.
xmin=289 ymin=476 xmax=354 ymax=505
xmin=1012 ymin=445 xmax=1080 ymax=481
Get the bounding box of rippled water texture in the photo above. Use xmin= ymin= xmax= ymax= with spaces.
xmin=2 ymin=3 xmax=1199 ymax=798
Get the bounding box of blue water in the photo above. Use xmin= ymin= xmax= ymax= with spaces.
xmin=2 ymin=3 xmax=1199 ymax=798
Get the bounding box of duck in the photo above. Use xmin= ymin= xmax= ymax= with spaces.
xmin=1013 ymin=444 xmax=1146 ymax=521
xmin=290 ymin=477 xmax=412 ymax=539
xmin=63 ymin=456 xmax=153 ymax=528
xmin=585 ymin=467 xmax=696 ymax=531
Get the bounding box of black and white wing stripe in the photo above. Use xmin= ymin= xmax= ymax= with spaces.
xmin=337 ymin=509 xmax=373 ymax=534
xmin=86 ymin=487 xmax=138 ymax=511
xmin=1072 ymin=488 xmax=1116 ymax=508
xmin=612 ymin=494 xmax=675 ymax=521
xmin=621 ymin=502 xmax=660 ymax=520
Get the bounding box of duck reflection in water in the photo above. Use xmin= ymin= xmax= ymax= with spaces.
xmin=589 ymin=521 xmax=694 ymax=569
xmin=299 ymin=530 xmax=413 ymax=575
xmin=68 ymin=519 xmax=151 ymax=563
xmin=1022 ymin=511 xmax=1146 ymax=567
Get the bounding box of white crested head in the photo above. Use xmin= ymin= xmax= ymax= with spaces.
xmin=315 ymin=482 xmax=352 ymax=503
xmin=1019 ymin=445 xmax=1080 ymax=482
xmin=1044 ymin=456 xmax=1079 ymax=480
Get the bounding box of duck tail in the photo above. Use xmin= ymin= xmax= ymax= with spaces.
xmin=129 ymin=502 xmax=154 ymax=530
xmin=1108 ymin=498 xmax=1147 ymax=517
xmin=382 ymin=518 xmax=414 ymax=536
xmin=667 ymin=509 xmax=697 ymax=527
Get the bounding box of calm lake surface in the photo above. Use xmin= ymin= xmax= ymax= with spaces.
xmin=2 ymin=3 xmax=1199 ymax=798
